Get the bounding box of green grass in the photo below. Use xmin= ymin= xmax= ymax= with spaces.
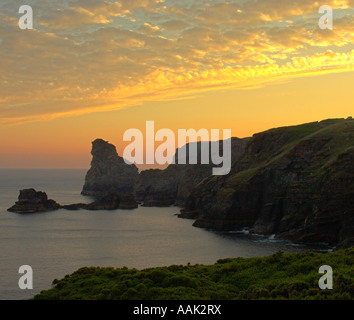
xmin=33 ymin=247 xmax=354 ymax=300
xmin=218 ymin=119 xmax=353 ymax=196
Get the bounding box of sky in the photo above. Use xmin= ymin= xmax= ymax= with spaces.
xmin=0 ymin=0 xmax=353 ymax=168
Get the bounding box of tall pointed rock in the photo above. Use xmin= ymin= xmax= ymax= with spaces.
xmin=82 ymin=139 xmax=139 ymax=198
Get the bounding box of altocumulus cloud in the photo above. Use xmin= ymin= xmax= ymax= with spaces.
xmin=0 ymin=0 xmax=353 ymax=125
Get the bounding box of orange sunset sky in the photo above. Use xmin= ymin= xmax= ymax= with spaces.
xmin=0 ymin=0 xmax=353 ymax=168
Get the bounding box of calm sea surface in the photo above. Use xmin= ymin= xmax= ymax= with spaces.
xmin=0 ymin=169 xmax=312 ymax=300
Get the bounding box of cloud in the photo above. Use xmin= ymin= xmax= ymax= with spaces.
xmin=0 ymin=0 xmax=353 ymax=125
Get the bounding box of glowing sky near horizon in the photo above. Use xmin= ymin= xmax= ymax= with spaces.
xmin=0 ymin=0 xmax=353 ymax=168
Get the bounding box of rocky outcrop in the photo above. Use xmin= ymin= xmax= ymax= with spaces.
xmin=8 ymin=188 xmax=137 ymax=213
xmin=7 ymin=189 xmax=61 ymax=213
xmin=181 ymin=119 xmax=354 ymax=248
xmin=136 ymin=138 xmax=249 ymax=206
xmin=69 ymin=188 xmax=137 ymax=210
xmin=81 ymin=139 xmax=139 ymax=202
xmin=10 ymin=120 xmax=352 ymax=248
xmin=79 ymin=137 xmax=248 ymax=207
xmin=136 ymin=169 xmax=178 ymax=207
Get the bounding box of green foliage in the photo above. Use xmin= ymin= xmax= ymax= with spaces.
xmin=222 ymin=119 xmax=354 ymax=196
xmin=33 ymin=247 xmax=354 ymax=300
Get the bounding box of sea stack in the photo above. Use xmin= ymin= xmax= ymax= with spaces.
xmin=81 ymin=139 xmax=139 ymax=201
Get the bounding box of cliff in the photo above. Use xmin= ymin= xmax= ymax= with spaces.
xmin=136 ymin=138 xmax=249 ymax=206
xmin=182 ymin=119 xmax=354 ymax=247
xmin=27 ymin=118 xmax=350 ymax=247
xmin=81 ymin=139 xmax=139 ymax=200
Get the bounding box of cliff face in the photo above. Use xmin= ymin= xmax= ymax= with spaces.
xmin=77 ymin=119 xmax=353 ymax=247
xmin=136 ymin=168 xmax=179 ymax=206
xmin=81 ymin=139 xmax=139 ymax=199
xmin=183 ymin=119 xmax=354 ymax=247
xmin=81 ymin=137 xmax=248 ymax=206
xmin=135 ymin=138 xmax=249 ymax=206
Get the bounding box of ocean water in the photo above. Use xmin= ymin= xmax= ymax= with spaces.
xmin=0 ymin=169 xmax=309 ymax=300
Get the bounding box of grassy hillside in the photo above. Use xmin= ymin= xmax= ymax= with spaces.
xmin=33 ymin=247 xmax=354 ymax=300
xmin=227 ymin=119 xmax=353 ymax=190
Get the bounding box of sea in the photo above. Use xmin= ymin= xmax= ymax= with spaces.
xmin=0 ymin=169 xmax=321 ymax=300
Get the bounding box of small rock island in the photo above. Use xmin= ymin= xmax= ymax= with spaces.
xmin=7 ymin=188 xmax=137 ymax=213
xmin=8 ymin=139 xmax=139 ymax=214
xmin=7 ymin=189 xmax=61 ymax=213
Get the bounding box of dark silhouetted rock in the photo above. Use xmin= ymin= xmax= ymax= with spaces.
xmin=136 ymin=138 xmax=249 ymax=207
xmin=84 ymin=188 xmax=121 ymax=210
xmin=8 ymin=188 xmax=138 ymax=213
xmin=81 ymin=139 xmax=139 ymax=202
xmin=7 ymin=189 xmax=61 ymax=213
xmin=83 ymin=188 xmax=137 ymax=210
xmin=61 ymin=203 xmax=87 ymax=211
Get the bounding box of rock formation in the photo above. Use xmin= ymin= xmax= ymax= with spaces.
xmin=7 ymin=189 xmax=61 ymax=213
xmin=136 ymin=138 xmax=249 ymax=206
xmin=8 ymin=119 xmax=353 ymax=248
xmin=181 ymin=119 xmax=354 ymax=248
xmin=81 ymin=139 xmax=139 ymax=201
xmin=8 ymin=188 xmax=138 ymax=213
xmin=84 ymin=188 xmax=137 ymax=210
xmin=80 ymin=137 xmax=248 ymax=208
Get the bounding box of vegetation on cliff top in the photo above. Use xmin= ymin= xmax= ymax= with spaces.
xmin=226 ymin=119 xmax=353 ymax=191
xmin=33 ymin=247 xmax=353 ymax=300
xmin=184 ymin=119 xmax=353 ymax=246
